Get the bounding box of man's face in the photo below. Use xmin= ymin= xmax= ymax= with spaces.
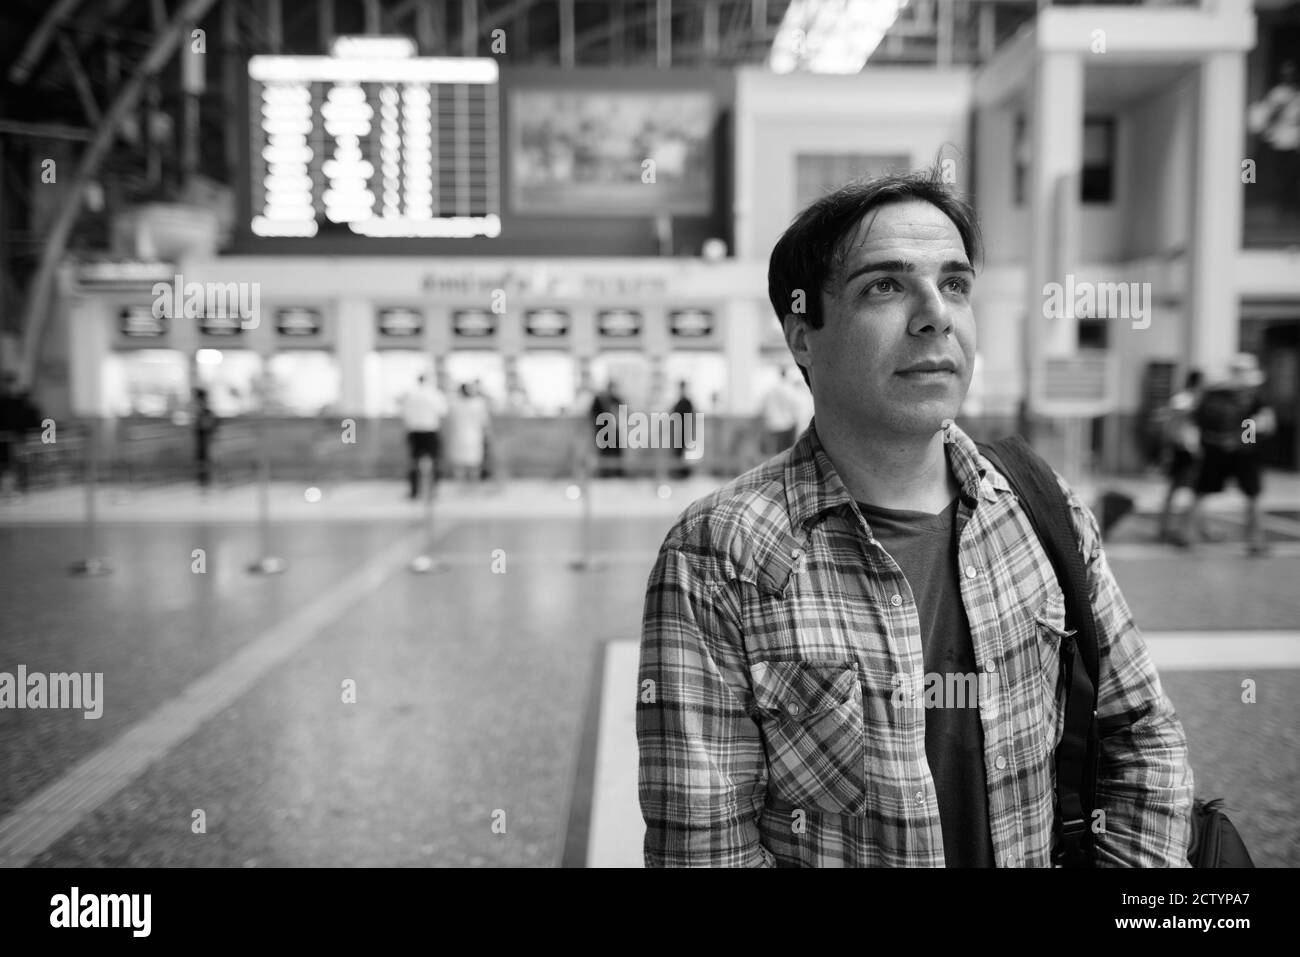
xmin=787 ymin=199 xmax=976 ymax=440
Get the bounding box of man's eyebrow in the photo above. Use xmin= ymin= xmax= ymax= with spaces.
xmin=842 ymin=259 xmax=975 ymax=284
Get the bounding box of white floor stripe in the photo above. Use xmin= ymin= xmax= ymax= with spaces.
xmin=0 ymin=530 xmax=423 ymax=868
xmin=1143 ymin=631 xmax=1300 ymax=671
xmin=587 ymin=640 xmax=644 ymax=868
xmin=1106 ymin=543 xmax=1300 ymax=559
xmin=583 ymin=632 xmax=1300 ymax=867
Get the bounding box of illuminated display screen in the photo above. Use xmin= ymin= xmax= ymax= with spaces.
xmin=248 ymin=42 xmax=500 ymax=239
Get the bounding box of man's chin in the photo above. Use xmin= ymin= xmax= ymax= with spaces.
xmin=887 ymin=400 xmax=962 ymax=437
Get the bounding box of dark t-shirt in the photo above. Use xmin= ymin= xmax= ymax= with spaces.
xmin=856 ymin=496 xmax=996 ymax=868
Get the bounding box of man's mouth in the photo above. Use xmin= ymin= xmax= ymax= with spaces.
xmin=896 ymin=359 xmax=958 ymax=379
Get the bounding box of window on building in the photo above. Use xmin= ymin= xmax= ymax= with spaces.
xmin=1014 ymin=114 xmax=1115 ymax=205
xmin=794 ymin=154 xmax=910 ymax=209
xmin=1082 ymin=117 xmax=1116 ymax=204
xmin=1078 ymin=318 xmax=1110 ymax=350
xmin=1014 ymin=112 xmax=1029 ymax=206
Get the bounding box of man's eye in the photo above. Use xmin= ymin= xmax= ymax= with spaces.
xmin=945 ymin=278 xmax=972 ymax=295
xmin=865 ymin=279 xmax=897 ymax=295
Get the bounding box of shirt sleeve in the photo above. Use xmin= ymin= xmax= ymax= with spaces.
xmin=636 ymin=543 xmax=775 ymax=867
xmin=1064 ymin=481 xmax=1196 ymax=867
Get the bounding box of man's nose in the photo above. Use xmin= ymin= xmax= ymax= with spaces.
xmin=907 ymin=281 xmax=953 ymax=336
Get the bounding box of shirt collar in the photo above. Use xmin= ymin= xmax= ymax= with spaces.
xmin=783 ymin=418 xmax=1011 ymax=530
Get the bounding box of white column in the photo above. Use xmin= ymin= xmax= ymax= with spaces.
xmin=725 ymin=297 xmax=763 ymax=415
xmin=1189 ymin=52 xmax=1246 ymax=374
xmin=734 ymin=73 xmax=756 ymax=261
xmin=1026 ymin=51 xmax=1084 ymax=407
xmin=335 ymin=298 xmax=372 ymax=417
xmin=68 ymin=298 xmax=109 ymax=417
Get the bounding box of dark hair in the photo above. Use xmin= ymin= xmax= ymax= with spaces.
xmin=767 ymin=167 xmax=982 ymax=383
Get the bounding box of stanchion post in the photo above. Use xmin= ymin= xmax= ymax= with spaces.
xmin=570 ymin=426 xmax=604 ymax=571
xmin=247 ymin=417 xmax=286 ymax=575
xmin=410 ymin=454 xmax=445 ymax=573
xmin=69 ymin=417 xmax=111 ymax=576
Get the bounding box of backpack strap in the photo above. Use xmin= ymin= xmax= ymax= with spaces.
xmin=977 ymin=435 xmax=1100 ymax=867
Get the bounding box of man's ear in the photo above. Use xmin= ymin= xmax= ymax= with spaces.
xmin=782 ymin=313 xmax=813 ymax=378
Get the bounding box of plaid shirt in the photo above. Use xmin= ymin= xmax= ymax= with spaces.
xmin=637 ymin=421 xmax=1194 ymax=867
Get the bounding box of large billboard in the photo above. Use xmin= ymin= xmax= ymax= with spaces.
xmin=510 ymin=90 xmax=714 ymax=216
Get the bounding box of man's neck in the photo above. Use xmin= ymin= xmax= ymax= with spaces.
xmin=817 ymin=417 xmax=959 ymax=514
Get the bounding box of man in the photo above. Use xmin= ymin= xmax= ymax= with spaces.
xmin=1155 ymin=369 xmax=1203 ymax=543
xmin=192 ymin=388 xmax=218 ymax=490
xmin=637 ymin=169 xmax=1194 ymax=867
xmin=1179 ymin=354 xmax=1274 ymax=555
xmin=0 ymin=373 xmax=26 ymax=496
xmin=758 ymin=367 xmax=801 ymax=455
xmin=590 ymin=380 xmax=625 ymax=478
xmin=402 ymin=374 xmax=448 ymax=500
xmin=669 ymin=380 xmax=695 ymax=481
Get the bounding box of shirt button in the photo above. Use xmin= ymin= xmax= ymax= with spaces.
xmin=787 ymin=703 xmax=801 ymax=716
xmin=1004 ymin=851 xmax=1019 ymax=868
xmin=965 ymin=565 xmax=978 ymax=579
xmin=914 ymin=790 xmax=925 ymax=804
xmin=890 ymin=594 xmax=902 ymax=606
xmin=995 ymin=755 xmax=1008 ymax=770
xmin=985 ymin=661 xmax=998 ymax=673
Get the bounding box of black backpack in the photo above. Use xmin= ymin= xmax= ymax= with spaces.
xmin=977 ymin=435 xmax=1254 ymax=868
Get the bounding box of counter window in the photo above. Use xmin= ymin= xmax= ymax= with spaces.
xmin=366 ymin=351 xmax=432 ymax=417
xmin=103 ymin=349 xmax=190 ymax=418
xmin=265 ymin=351 xmax=341 ymax=416
xmin=194 ymin=349 xmax=263 ymax=417
xmin=445 ymin=351 xmax=507 ymax=411
xmin=516 ymin=352 xmax=578 ymax=416
xmin=663 ymin=352 xmax=727 ymax=414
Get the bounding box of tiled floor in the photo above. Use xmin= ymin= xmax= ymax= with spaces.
xmin=1 ymin=474 xmax=1297 ymax=867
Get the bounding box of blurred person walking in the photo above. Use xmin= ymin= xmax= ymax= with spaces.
xmin=668 ymin=380 xmax=695 ymax=480
xmin=1179 ymin=354 xmax=1275 ymax=555
xmin=445 ymin=382 xmax=492 ymax=483
xmin=590 ymin=380 xmax=625 ymax=478
xmin=402 ymin=374 xmax=448 ymax=500
xmin=0 ymin=373 xmax=37 ymax=496
xmin=758 ymin=366 xmax=802 ymax=455
xmin=1155 ymin=369 xmax=1204 ymax=543
xmin=193 ymin=388 xmax=218 ymax=490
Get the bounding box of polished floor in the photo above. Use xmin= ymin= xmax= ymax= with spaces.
xmin=1 ymin=474 xmax=1298 ymax=867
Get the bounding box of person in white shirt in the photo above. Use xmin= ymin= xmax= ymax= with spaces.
xmin=445 ymin=382 xmax=493 ymax=482
xmin=402 ymin=374 xmax=449 ymax=499
xmin=760 ymin=366 xmax=807 ymax=454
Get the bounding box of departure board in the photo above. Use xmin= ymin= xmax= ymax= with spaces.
xmin=248 ymin=40 xmax=500 ymax=239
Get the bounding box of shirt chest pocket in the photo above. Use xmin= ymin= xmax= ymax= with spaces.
xmin=749 ymin=659 xmax=867 ymax=816
xmin=1033 ymin=589 xmax=1074 ymax=755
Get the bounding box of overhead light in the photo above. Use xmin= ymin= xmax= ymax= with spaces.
xmin=249 ymin=55 xmax=498 ymax=84
xmin=331 ymin=36 xmax=418 ymax=60
xmin=769 ymin=0 xmax=907 ymax=74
